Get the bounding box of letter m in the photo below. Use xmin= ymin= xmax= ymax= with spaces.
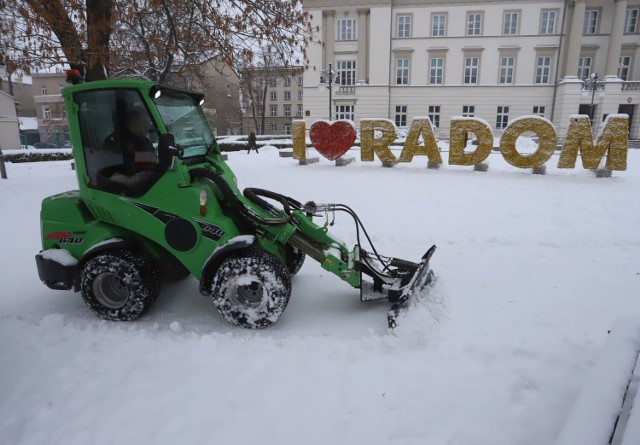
xmin=558 ymin=115 xmax=629 ymax=171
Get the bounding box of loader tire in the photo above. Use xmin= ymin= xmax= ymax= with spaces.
xmin=80 ymin=250 xmax=160 ymax=321
xmin=211 ymin=250 xmax=291 ymax=329
xmin=285 ymin=246 xmax=306 ymax=277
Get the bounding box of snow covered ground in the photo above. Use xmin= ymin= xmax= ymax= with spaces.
xmin=1 ymin=145 xmax=639 ymax=444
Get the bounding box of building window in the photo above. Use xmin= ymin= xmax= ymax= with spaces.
xmin=297 ymin=76 xmax=303 ymax=87
xmin=496 ymin=106 xmax=509 ymax=129
xmin=270 ymin=105 xmax=277 ymax=117
xmin=618 ymin=56 xmax=632 ymax=80
xmin=41 ymin=85 xmax=48 ymax=95
xmin=255 ymin=78 xmax=263 ymax=88
xmin=464 ymin=57 xmax=479 ymax=84
xmin=540 ymin=10 xmax=556 ymax=34
xmin=270 ymin=90 xmax=277 ymax=100
xmin=428 ymin=105 xmax=441 ymax=128
xmin=42 ymin=105 xmax=51 ymax=119
xmin=583 ymin=10 xmax=598 ymax=34
xmin=59 ymin=84 xmax=65 ymax=94
xmin=429 ymin=58 xmax=444 ymax=85
xmin=432 ymin=14 xmax=446 ymax=37
xmin=462 ymin=105 xmax=475 ymax=117
xmin=337 ymin=60 xmax=356 ymax=86
xmin=269 ymin=77 xmax=277 ymax=87
xmin=396 ymin=58 xmax=410 ymax=85
xmin=467 ymin=12 xmax=482 ymax=36
xmin=337 ymin=18 xmax=357 ymax=40
xmin=257 ymin=123 xmax=263 ymax=134
xmin=256 ymin=105 xmax=263 ymax=117
xmin=397 ymin=15 xmax=411 ymax=38
xmin=499 ymin=57 xmax=515 ymax=84
xmin=395 ymin=105 xmax=407 ymax=127
xmin=536 ymin=56 xmax=551 ymax=84
xmin=284 ymin=91 xmax=291 ymax=101
xmin=298 ymin=90 xmax=303 ymax=101
xmin=577 ymin=57 xmax=592 ymax=80
xmin=503 ymin=12 xmax=519 ymax=35
xmin=336 ymin=105 xmax=354 ymax=121
xmin=533 ymin=106 xmax=546 ymax=117
xmin=271 ymin=123 xmax=277 ymax=133
xmin=296 ymin=104 xmax=303 ymax=117
xmin=284 ymin=124 xmax=291 ymax=135
xmin=625 ymin=8 xmax=639 ymax=33
xmin=284 ymin=104 xmax=291 ymax=117
xmin=284 ymin=77 xmax=292 ymax=87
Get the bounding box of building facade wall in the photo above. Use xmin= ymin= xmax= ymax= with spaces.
xmin=0 ymin=78 xmax=36 ymax=117
xmin=196 ymin=59 xmax=242 ymax=136
xmin=241 ymin=67 xmax=305 ymax=135
xmin=0 ymin=91 xmax=21 ymax=150
xmin=303 ymin=0 xmax=640 ymax=139
xmin=32 ymin=73 xmax=69 ymax=145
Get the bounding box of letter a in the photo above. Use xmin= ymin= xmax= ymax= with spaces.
xmin=398 ymin=117 xmax=443 ymax=164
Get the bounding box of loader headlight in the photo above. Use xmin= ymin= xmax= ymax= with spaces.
xmin=199 ymin=189 xmax=207 ymax=216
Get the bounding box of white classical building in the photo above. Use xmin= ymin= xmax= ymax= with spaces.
xmin=302 ymin=0 xmax=640 ymax=139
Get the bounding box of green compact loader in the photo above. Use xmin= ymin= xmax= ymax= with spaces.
xmin=36 ymin=76 xmax=436 ymax=329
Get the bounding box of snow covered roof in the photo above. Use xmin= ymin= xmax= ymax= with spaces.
xmin=18 ymin=116 xmax=38 ymax=130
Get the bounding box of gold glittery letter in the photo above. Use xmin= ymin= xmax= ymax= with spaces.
xmin=500 ymin=117 xmax=556 ymax=168
xmin=558 ymin=115 xmax=629 ymax=170
xmin=449 ymin=118 xmax=493 ymax=165
xmin=398 ymin=117 xmax=443 ymax=163
xmin=360 ymin=119 xmax=397 ymax=162
xmin=292 ymin=120 xmax=306 ymax=160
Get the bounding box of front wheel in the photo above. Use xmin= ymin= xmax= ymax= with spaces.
xmin=80 ymin=250 xmax=160 ymax=321
xmin=285 ymin=246 xmax=306 ymax=277
xmin=211 ymin=250 xmax=291 ymax=329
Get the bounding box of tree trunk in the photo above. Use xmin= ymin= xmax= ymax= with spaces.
xmin=84 ymin=0 xmax=113 ymax=81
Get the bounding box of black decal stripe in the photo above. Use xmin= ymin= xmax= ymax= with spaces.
xmin=124 ymin=199 xmax=179 ymax=225
xmin=125 ymin=200 xmax=159 ymax=215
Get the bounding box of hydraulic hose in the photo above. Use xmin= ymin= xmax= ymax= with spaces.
xmin=243 ymin=188 xmax=302 ymax=216
xmin=189 ymin=168 xmax=290 ymax=226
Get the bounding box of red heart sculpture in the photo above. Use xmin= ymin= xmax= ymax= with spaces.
xmin=309 ymin=121 xmax=356 ymax=161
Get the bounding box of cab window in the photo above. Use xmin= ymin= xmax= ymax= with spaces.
xmin=74 ymin=89 xmax=161 ymax=196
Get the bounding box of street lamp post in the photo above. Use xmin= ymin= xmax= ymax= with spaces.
xmin=318 ymin=64 xmax=340 ymax=120
xmin=580 ymin=73 xmax=606 ymax=127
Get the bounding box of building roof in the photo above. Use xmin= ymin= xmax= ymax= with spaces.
xmin=18 ymin=116 xmax=38 ymax=130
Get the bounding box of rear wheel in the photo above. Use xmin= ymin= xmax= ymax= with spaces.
xmin=211 ymin=250 xmax=291 ymax=329
xmin=80 ymin=250 xmax=160 ymax=321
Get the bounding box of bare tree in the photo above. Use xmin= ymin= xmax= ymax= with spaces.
xmin=0 ymin=0 xmax=317 ymax=82
xmin=45 ymin=101 xmax=69 ymax=144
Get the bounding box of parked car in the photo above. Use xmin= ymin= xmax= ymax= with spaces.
xmin=33 ymin=142 xmax=57 ymax=149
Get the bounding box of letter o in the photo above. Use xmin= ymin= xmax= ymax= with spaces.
xmin=500 ymin=117 xmax=557 ymax=168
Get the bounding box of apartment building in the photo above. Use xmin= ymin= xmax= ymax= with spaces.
xmin=165 ymin=58 xmax=243 ymax=136
xmin=241 ymin=66 xmax=305 ymax=135
xmin=302 ymin=0 xmax=640 ymax=139
xmin=32 ymin=72 xmax=69 ymax=146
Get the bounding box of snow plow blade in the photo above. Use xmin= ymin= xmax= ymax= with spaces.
xmin=387 ymin=245 xmax=437 ymax=329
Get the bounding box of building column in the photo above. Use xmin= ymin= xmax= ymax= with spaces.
xmin=357 ymin=9 xmax=369 ymax=84
xmin=605 ymin=0 xmax=628 ymax=77
xmin=323 ymin=10 xmax=335 ymax=69
xmin=564 ymin=0 xmax=586 ymax=79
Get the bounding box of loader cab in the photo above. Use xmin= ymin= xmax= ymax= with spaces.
xmin=74 ymin=88 xmax=163 ymax=197
xmin=71 ymin=82 xmax=214 ymax=198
